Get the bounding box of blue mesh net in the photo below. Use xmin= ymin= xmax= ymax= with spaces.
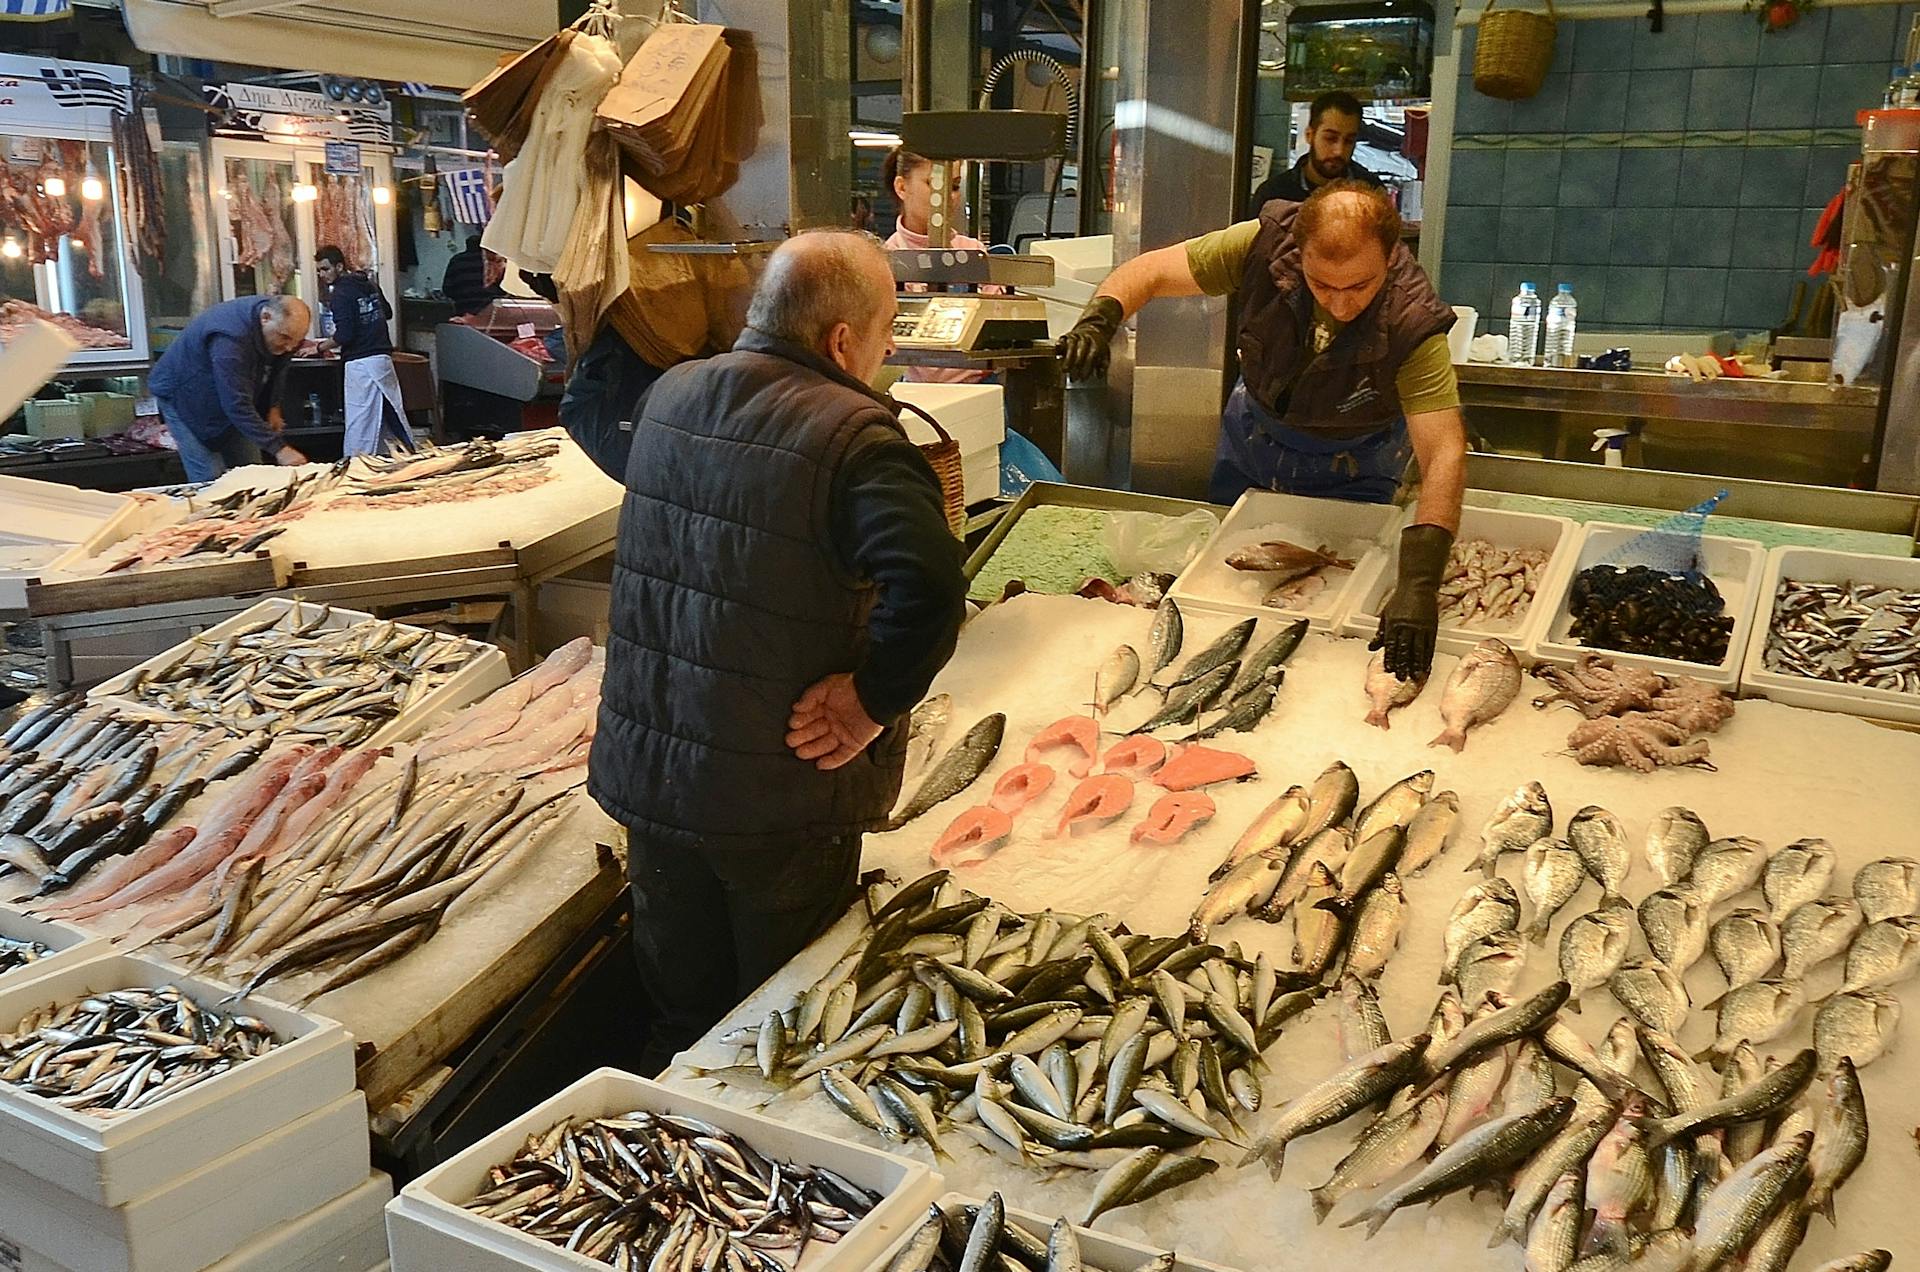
xmin=1599 ymin=491 xmax=1730 ymax=582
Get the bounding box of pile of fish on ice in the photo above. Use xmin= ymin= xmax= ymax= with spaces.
xmin=888 ymin=1191 xmax=1185 ymax=1272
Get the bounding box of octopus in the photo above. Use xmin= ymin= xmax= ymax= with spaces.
xmin=1646 ymin=675 xmax=1737 ymax=735
xmin=1568 ymin=714 xmax=1715 ymax=772
xmin=1532 ymin=653 xmax=1664 ymax=718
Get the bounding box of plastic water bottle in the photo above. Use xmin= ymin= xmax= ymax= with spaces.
xmin=1887 ymin=66 xmax=1906 ymax=108
xmin=1507 ymin=282 xmax=1541 ymax=366
xmin=1544 ymin=283 xmax=1578 ymax=367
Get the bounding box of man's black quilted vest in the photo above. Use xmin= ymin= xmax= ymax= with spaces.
xmin=1237 ymin=199 xmax=1455 ymax=439
xmin=589 ymin=328 xmax=909 ymax=846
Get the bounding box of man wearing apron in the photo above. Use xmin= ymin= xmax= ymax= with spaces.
xmin=1056 ymin=182 xmax=1466 ymax=683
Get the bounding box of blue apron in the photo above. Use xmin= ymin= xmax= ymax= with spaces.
xmin=1208 ymin=378 xmax=1412 ymax=507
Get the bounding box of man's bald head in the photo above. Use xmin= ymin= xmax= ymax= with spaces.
xmin=260 ymin=295 xmax=311 ymax=355
xmin=747 ymin=229 xmax=897 ymax=382
xmin=1296 ymin=181 xmax=1401 ymax=261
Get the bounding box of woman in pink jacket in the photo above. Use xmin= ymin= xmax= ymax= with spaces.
xmin=881 ymin=146 xmax=993 ymax=385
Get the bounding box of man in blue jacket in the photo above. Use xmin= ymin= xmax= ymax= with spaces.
xmin=316 ymin=246 xmax=411 ymax=456
xmin=149 ymin=295 xmax=310 ymax=482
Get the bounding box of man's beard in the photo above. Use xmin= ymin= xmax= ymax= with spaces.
xmin=1313 ymin=154 xmax=1347 ymax=180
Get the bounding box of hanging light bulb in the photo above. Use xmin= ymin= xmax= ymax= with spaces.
xmin=371 ymin=185 xmax=391 ymax=206
xmin=81 ymin=177 xmax=104 ymax=201
xmin=42 ymin=176 xmax=65 ymax=197
xmin=1 ymin=237 xmax=21 ymax=259
xmin=291 ymin=183 xmax=318 ymax=203
xmin=71 ymin=237 xmax=85 ymax=250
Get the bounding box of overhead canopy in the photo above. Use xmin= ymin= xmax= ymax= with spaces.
xmin=121 ymin=0 xmax=560 ymax=90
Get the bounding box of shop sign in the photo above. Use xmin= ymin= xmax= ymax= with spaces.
xmin=205 ymin=82 xmax=395 ymax=147
xmin=0 ymin=51 xmax=129 ymax=136
xmin=324 ymin=140 xmax=362 ymax=174
xmin=226 ymin=82 xmax=390 ymax=122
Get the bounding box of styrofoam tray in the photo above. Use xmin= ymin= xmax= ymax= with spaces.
xmin=87 ymin=597 xmax=510 ymax=750
xmin=0 ymin=905 xmax=104 ymax=988
xmin=893 ymin=382 xmax=1007 ymax=460
xmin=1530 ymin=521 xmax=1767 ymax=691
xmin=0 ymin=476 xmax=149 ymax=611
xmin=385 ymin=1067 xmax=941 ymax=1272
xmin=1165 ymin=489 xmax=1397 ymax=633
xmin=1741 ymin=545 xmax=1920 ymax=725
xmin=868 ymin=1193 xmax=1244 ymax=1272
xmin=0 ymin=952 xmax=355 ymax=1207
xmin=0 ymin=1093 xmax=367 ymax=1272
xmin=1340 ymin=506 xmax=1578 ymax=658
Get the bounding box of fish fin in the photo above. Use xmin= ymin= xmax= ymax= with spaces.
xmin=1582 ymin=1215 xmax=1632 ymax=1258
xmin=1308 ymin=1186 xmax=1338 ymax=1224
xmin=1429 ymin=729 xmax=1467 ymax=752
xmin=1521 ymin=919 xmax=1549 ymax=945
xmin=1364 ymin=709 xmax=1390 ymax=730
xmin=1812 ymin=1188 xmax=1836 ymax=1225
xmin=1564 ymin=996 xmax=1583 ymax=1015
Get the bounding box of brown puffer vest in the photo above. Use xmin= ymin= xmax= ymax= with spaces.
xmin=1236 ymin=199 xmax=1455 ymax=439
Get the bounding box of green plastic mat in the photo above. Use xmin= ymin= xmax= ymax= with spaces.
xmin=1470 ymin=492 xmax=1916 ymax=558
xmin=968 ymin=505 xmax=1122 ymax=602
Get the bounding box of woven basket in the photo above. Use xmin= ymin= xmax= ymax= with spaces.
xmin=897 ymin=401 xmax=968 ymax=536
xmin=1473 ymin=0 xmax=1557 ymax=101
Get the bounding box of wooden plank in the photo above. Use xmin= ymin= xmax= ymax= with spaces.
xmin=354 ymin=841 xmax=626 ymax=1111
xmin=517 ymin=509 xmax=619 ymax=583
xmin=287 ymin=543 xmax=516 ymax=588
xmin=25 ymin=553 xmax=283 ymax=618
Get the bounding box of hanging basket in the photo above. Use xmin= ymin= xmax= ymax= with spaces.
xmin=1473 ymin=0 xmax=1558 ymax=101
xmin=897 ymin=401 xmax=968 ymax=537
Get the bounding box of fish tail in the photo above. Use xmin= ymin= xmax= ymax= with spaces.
xmin=1564 ymin=995 xmax=1583 ymax=1014
xmin=1811 ymin=1187 xmax=1836 ymax=1225
xmin=1356 ymin=1202 xmax=1396 ymax=1238
xmin=1521 ymin=917 xmax=1548 ymax=945
xmin=1364 ymin=709 xmax=1390 ymax=730
xmin=1582 ymin=1214 xmax=1632 ymax=1258
xmin=1429 ymin=728 xmax=1466 ymax=752
xmin=1308 ymin=1186 xmax=1338 ymax=1224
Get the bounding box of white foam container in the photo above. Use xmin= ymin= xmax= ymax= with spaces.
xmin=1741 ymin=545 xmax=1920 ymax=724
xmin=0 ymin=475 xmax=147 ymax=612
xmin=1340 ymin=506 xmax=1577 ymax=658
xmin=867 ymin=1192 xmax=1244 ymax=1272
xmin=1165 ymin=489 xmax=1397 ymax=633
xmin=385 ymin=1067 xmax=941 ymax=1272
xmin=0 ymin=905 xmax=104 ymax=988
xmin=0 ymin=951 xmax=356 ymax=1207
xmin=0 ymin=1093 xmax=368 ymax=1272
xmin=87 ymin=597 xmax=510 ymax=750
xmin=1529 ymin=521 xmax=1767 ymax=691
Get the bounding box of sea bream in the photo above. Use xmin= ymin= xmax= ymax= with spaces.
xmin=1226 ymin=539 xmax=1355 ymax=582
xmin=1363 ymin=648 xmax=1426 ymax=729
xmin=1429 ymin=638 xmax=1522 ymax=752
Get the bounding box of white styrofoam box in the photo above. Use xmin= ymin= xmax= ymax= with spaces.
xmin=1741 ymin=545 xmax=1920 ymax=724
xmin=1340 ymin=507 xmax=1578 ymax=658
xmin=1165 ymin=489 xmax=1398 ymax=633
xmin=894 ymin=382 xmax=1008 ymax=460
xmin=0 ymin=475 xmax=147 ymax=610
xmin=0 ymin=951 xmax=355 ymax=1207
xmin=197 ymin=1171 xmax=390 ymax=1272
xmin=1530 ymin=521 xmax=1768 ymax=691
xmin=1032 ymin=234 xmax=1115 ymax=284
xmin=0 ymin=1094 xmax=367 ymax=1272
xmin=963 ymin=446 xmax=1001 ymax=506
xmin=386 ymin=1067 xmax=941 ymax=1272
xmin=867 ymin=1193 xmax=1244 ymax=1272
xmin=0 ymin=905 xmax=104 ymax=988
xmin=87 ymin=597 xmax=510 ymax=750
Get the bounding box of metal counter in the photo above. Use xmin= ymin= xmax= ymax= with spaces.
xmin=1455 ymin=363 xmax=1879 ymax=432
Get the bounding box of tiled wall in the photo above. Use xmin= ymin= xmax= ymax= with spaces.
xmin=1441 ymin=4 xmax=1916 ymax=334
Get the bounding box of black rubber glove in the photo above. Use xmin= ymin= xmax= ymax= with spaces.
xmin=1371 ymin=523 xmax=1453 ymax=682
xmin=1056 ymin=296 xmax=1124 ymax=381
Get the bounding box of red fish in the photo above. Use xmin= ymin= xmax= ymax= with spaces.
xmin=1131 ymin=792 xmax=1217 ymax=845
xmin=1051 ymin=775 xmax=1135 ymax=838
xmin=929 ymin=806 xmax=1015 ymax=867
xmin=990 ymin=762 xmax=1056 ymax=815
xmin=1025 ymin=715 xmax=1100 ymax=778
xmin=1152 ymin=744 xmax=1257 ymax=791
xmin=1099 ymin=735 xmax=1168 ymax=779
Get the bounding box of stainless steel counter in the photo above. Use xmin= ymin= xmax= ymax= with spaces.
xmin=1455 ymin=363 xmax=1879 ymax=432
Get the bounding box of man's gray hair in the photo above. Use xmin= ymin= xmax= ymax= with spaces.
xmin=745 ymin=229 xmax=892 ymax=349
xmin=264 ymin=294 xmax=310 ymax=330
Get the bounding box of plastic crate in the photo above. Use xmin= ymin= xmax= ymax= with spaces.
xmin=0 ymin=1093 xmax=367 ymax=1272
xmin=867 ymin=1193 xmax=1245 ymax=1272
xmin=0 ymin=905 xmax=104 ymax=988
xmin=1165 ymin=488 xmax=1397 ymax=633
xmin=0 ymin=952 xmax=355 ymax=1207
xmin=1741 ymin=545 xmax=1920 ymax=725
xmin=385 ymin=1068 xmax=941 ymax=1272
xmin=88 ymin=597 xmax=510 ymax=750
xmin=71 ymin=391 xmax=137 ymax=436
xmin=22 ymin=398 xmax=85 ymax=441
xmin=1341 ymin=506 xmax=1577 ymax=658
xmin=1530 ymin=521 xmax=1767 ymax=691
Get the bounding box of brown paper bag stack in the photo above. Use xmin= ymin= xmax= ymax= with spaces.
xmin=464 ymin=29 xmax=577 ymax=164
xmin=596 ymin=23 xmax=759 ymax=206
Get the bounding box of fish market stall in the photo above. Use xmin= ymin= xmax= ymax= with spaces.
xmin=661 ymin=590 xmax=1920 ymax=1272
xmin=20 ymin=428 xmax=623 ymax=686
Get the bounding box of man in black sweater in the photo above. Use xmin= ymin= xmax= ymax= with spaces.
xmin=441 ymin=235 xmax=506 ymax=315
xmin=590 ymin=230 xmax=968 ymax=1072
xmin=317 ymin=246 xmax=411 ymax=455
xmin=1247 ymin=91 xmax=1384 ymax=217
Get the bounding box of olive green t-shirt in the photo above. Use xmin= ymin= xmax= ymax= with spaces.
xmin=1184 ymin=219 xmax=1461 ymax=417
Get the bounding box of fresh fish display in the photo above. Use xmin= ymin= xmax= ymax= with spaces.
xmin=930 ymin=808 xmax=1015 ymax=867
xmin=1780 ymin=895 xmax=1865 ymax=981
xmin=1185 ymin=677 xmax=1281 ymax=740
xmin=1637 ymin=884 xmax=1709 ymax=975
xmin=1307 ymin=1090 xmax=1446 ymax=1223
xmin=891 ymin=1193 xmax=1187 ymax=1271
xmin=1363 ymin=649 xmax=1424 ymax=729
xmin=1431 ymin=539 xmax=1551 ymax=630
xmin=1300 ymin=761 xmax=1360 ymax=842
xmin=1492 ymin=1097 xmax=1617 ymax=1247
xmin=1813 ymin=989 xmax=1901 ymax=1072
xmin=338 ymin=432 xmax=562 ymax=507
xmin=1643 ymin=807 xmax=1710 ymax=886
xmin=1343 ymin=874 xmax=1406 ymax=980
xmin=0 ymin=985 xmax=279 ymax=1117
xmin=1642 ymin=1048 xmax=1815 ymax=1146
xmin=1353 ymin=770 xmax=1432 ymax=843
xmin=1262 ymin=826 xmax=1352 ymax=920
xmin=1682 ymin=1131 xmax=1812 ymax=1272
xmin=1144 ymin=599 xmax=1183 ymax=682
xmin=889 ymin=714 xmax=1007 ymax=830
xmin=1151 ymin=745 xmax=1256 ymax=791
xmin=1442 ymin=878 xmax=1521 ymax=985
xmin=1343 ymin=1098 xmax=1575 ymax=1235
xmin=1126 ymin=664 xmax=1237 ymax=736
xmin=1430 ymin=638 xmax=1522 ymax=752
xmin=1052 ymin=776 xmax=1136 ymax=838
xmin=1560 ymin=899 xmax=1634 ymax=1006
xmin=1608 ymin=959 xmax=1690 ymax=1035
xmin=989 ymin=763 xmax=1056 ymax=815
xmin=1710 ymin=908 xmax=1781 ymax=992
xmin=1241 ymin=1034 xmax=1432 ymax=1176
xmin=1567 ymin=564 xmax=1735 ymax=665
xmin=1584 ymin=1096 xmax=1656 ymax=1256
xmin=1852 ymin=856 xmax=1920 ymax=924
xmin=1130 ymin=793 xmax=1215 ymax=846
xmin=118 ymin=606 xmax=485 ymax=746
xmin=1702 ymin=981 xmax=1806 ymax=1066
xmin=1209 ymin=786 xmax=1308 ymax=882
xmin=0 ymin=936 xmax=51 ymax=977
xmin=1455 ymin=930 xmax=1526 ymax=1009
xmin=1093 ymin=646 xmax=1140 ymax=716
xmin=1159 ymin=618 xmax=1255 ymax=691
xmin=1398 ymin=790 xmax=1460 ymax=876
xmin=1025 ymin=716 xmax=1101 ymax=779
xmin=1763 ymin=838 xmax=1837 ymax=923
xmin=461 ymin=1107 xmax=878 ymax=1268
xmin=1805 ymin=1057 xmax=1868 ymax=1224
xmin=1232 ymin=618 xmax=1308 ymax=697
xmin=1225 ymin=539 xmax=1354 ymax=583
xmin=1765 ymin=577 xmax=1920 ymax=692
xmin=1096 ymin=737 xmax=1167 ymax=781
xmin=905 ymin=694 xmax=953 ymax=780
xmin=1473 ymin=780 xmax=1554 ymax=877
xmin=72 ymin=471 xmax=333 ymax=576
xmin=1522 ymin=838 xmax=1586 ymax=945
xmin=1837 ymin=915 xmax=1920 ymax=993
xmin=1567 ymin=806 xmax=1632 ymax=899
xmin=1689 ymin=836 xmax=1770 ymax=907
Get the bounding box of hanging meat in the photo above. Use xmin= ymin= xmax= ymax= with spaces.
xmin=76 ymin=199 xmax=104 ymax=280
xmin=261 ymin=175 xmax=295 ymax=286
xmin=113 ymin=89 xmax=167 ymax=266
xmin=229 ymin=171 xmax=275 ymax=269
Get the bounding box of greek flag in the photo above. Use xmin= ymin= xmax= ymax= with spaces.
xmin=446 ymin=168 xmax=493 ymax=227
xmin=1 ymin=0 xmax=71 ymax=20
xmin=39 ymin=67 xmax=125 ymax=110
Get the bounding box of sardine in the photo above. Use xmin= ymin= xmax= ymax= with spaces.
xmin=1163 ymin=617 xmax=1256 ymax=689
